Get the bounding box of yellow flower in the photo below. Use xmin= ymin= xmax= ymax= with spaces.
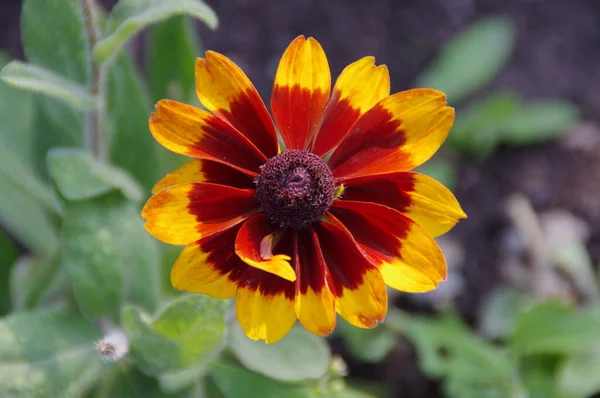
xmin=142 ymin=36 xmax=466 ymax=343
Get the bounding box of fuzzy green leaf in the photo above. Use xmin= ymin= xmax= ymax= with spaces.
xmin=0 ymin=176 xmax=57 ymax=255
xmin=60 ymin=196 xmax=125 ymax=319
xmin=107 ymin=52 xmax=159 ymax=191
xmin=47 ymin=147 xmax=143 ymax=202
xmin=92 ymin=365 xmax=205 ymax=398
xmin=210 ymin=361 xmax=315 ymax=398
xmin=21 ymin=0 xmax=89 ymax=155
xmin=60 ymin=193 xmax=160 ymax=318
xmin=0 ymin=137 xmax=62 ymax=215
xmin=9 ymin=252 xmax=68 ymax=311
xmin=94 ymin=0 xmax=217 ymax=64
xmin=0 ymin=311 xmax=104 ymax=397
xmin=122 ymin=295 xmax=229 ymax=378
xmin=229 ymin=322 xmax=330 ymax=382
xmin=0 ymin=61 xmax=97 ymax=110
xmin=0 ymin=53 xmax=35 ymax=164
xmin=21 ymin=0 xmax=89 ymax=83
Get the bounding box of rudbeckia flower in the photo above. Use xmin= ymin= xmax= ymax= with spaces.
xmin=142 ymin=36 xmax=466 ymax=343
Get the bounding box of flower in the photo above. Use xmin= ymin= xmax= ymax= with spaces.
xmin=142 ymin=35 xmax=466 ymax=344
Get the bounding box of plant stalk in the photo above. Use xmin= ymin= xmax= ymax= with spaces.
xmin=80 ymin=0 xmax=106 ymax=160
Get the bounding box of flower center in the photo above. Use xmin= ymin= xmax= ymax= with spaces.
xmin=256 ymin=150 xmax=335 ymax=229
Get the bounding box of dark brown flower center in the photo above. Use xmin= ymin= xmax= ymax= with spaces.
xmin=256 ymin=150 xmax=335 ymax=229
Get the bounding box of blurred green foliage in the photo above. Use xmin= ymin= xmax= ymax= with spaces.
xmin=0 ymin=0 xmax=360 ymax=397
xmin=417 ymin=16 xmax=579 ymax=190
xmin=0 ymin=1 xmax=594 ymax=397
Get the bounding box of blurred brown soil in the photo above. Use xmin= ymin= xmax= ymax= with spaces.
xmin=3 ymin=0 xmax=600 ymax=397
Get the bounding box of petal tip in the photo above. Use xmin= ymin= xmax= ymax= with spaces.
xmin=293 ymin=34 xmax=307 ymax=42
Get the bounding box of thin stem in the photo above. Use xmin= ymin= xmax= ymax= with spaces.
xmin=80 ymin=0 xmax=106 ymax=160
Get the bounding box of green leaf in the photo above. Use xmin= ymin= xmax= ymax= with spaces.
xmin=107 ymin=52 xmax=159 ymax=191
xmin=94 ymin=0 xmax=218 ymax=64
xmin=60 ymin=196 xmax=124 ymax=319
xmin=21 ymin=0 xmax=89 ymax=156
xmin=147 ymin=16 xmax=202 ymax=103
xmin=501 ymin=101 xmax=579 ymax=145
xmin=0 ymin=61 xmax=97 ymax=110
xmin=338 ymin=318 xmax=396 ymax=363
xmin=30 ymin=97 xmax=85 ymax=178
xmin=408 ymin=312 xmax=523 ymax=398
xmin=556 ymin=344 xmax=600 ymax=398
xmin=117 ymin=212 xmax=161 ymax=314
xmin=521 ymin=356 xmax=559 ymax=398
xmin=448 ymin=91 xmax=521 ymax=157
xmin=210 ymin=361 xmax=315 ymax=398
xmin=0 ymin=175 xmax=57 ymax=254
xmin=512 ymin=301 xmax=600 ymax=356
xmin=47 ymin=147 xmax=143 ymax=202
xmin=0 ymin=232 xmax=18 ymax=315
xmin=93 ymin=365 xmax=205 ymax=398
xmin=10 ymin=253 xmax=70 ymax=312
xmin=0 ymin=55 xmax=62 ymax=217
xmin=0 ymin=53 xmax=35 ymax=164
xmin=0 ymin=311 xmax=104 ymax=397
xmin=0 ymin=55 xmax=61 ymax=254
xmin=158 ymin=362 xmax=212 ymax=394
xmin=332 ymin=389 xmax=379 ymax=398
xmin=417 ymin=16 xmax=516 ymax=103
xmin=122 ymin=295 xmax=229 ymax=377
xmin=402 ymin=311 xmax=516 ymax=390
xmin=0 ymin=133 xmax=62 ymax=215
xmin=160 ymin=243 xmax=185 ymax=297
xmin=229 ymin=322 xmax=330 ymax=382
xmin=60 ymin=193 xmax=160 ymax=318
xmin=21 ymin=0 xmax=89 ymax=84
xmin=478 ymin=288 xmax=531 ymax=340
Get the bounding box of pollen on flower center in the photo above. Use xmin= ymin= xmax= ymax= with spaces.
xmin=256 ymin=150 xmax=335 ymax=229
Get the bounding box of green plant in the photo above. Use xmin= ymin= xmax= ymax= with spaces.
xmin=0 ymin=1 xmax=368 ymax=397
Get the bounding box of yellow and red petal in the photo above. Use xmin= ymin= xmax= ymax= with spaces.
xmin=271 ymin=36 xmax=331 ymax=151
xmin=171 ymin=226 xmax=247 ymax=298
xmin=150 ymin=100 xmax=267 ymax=176
xmin=293 ymin=228 xmax=336 ymax=336
xmin=342 ymin=172 xmax=466 ymax=237
xmin=314 ymin=215 xmax=387 ymax=328
xmin=142 ymin=182 xmax=258 ymax=245
xmin=235 ymin=214 xmax=296 ymax=282
xmin=152 ymin=159 xmax=255 ymax=194
xmin=195 ymin=52 xmax=279 ymax=158
xmin=236 ymin=267 xmax=297 ymax=344
xmin=328 ymin=89 xmax=455 ymax=181
xmin=331 ymin=200 xmax=446 ymax=293
xmin=311 ymin=56 xmax=390 ymax=156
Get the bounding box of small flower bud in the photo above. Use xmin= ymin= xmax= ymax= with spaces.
xmin=96 ymin=329 xmax=129 ymax=362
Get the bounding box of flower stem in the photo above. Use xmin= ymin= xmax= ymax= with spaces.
xmin=80 ymin=0 xmax=106 ymax=160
